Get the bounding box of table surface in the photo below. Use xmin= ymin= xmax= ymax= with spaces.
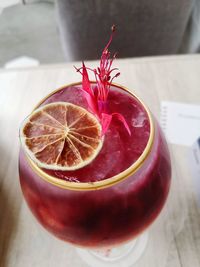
xmin=0 ymin=55 xmax=200 ymax=267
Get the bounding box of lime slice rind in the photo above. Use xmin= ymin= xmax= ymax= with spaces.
xmin=20 ymin=102 xmax=103 ymax=171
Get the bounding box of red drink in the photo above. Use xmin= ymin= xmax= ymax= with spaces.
xmin=19 ymin=83 xmax=171 ymax=248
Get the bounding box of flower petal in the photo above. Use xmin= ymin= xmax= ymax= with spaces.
xmin=81 ymin=62 xmax=99 ymax=116
xmin=83 ymin=91 xmax=99 ymax=116
xmin=101 ymin=113 xmax=112 ymax=136
xmin=82 ymin=62 xmax=93 ymax=95
xmin=112 ymin=113 xmax=131 ymax=136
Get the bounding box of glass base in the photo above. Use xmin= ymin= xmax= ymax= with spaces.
xmin=76 ymin=232 xmax=148 ymax=267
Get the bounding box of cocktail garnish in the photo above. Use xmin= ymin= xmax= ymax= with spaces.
xmin=20 ymin=102 xmax=103 ymax=170
xmin=75 ymin=25 xmax=131 ymax=136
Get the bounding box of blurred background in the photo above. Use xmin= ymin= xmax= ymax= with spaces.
xmin=0 ymin=0 xmax=199 ymax=68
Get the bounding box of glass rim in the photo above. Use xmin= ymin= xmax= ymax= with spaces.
xmin=24 ymin=82 xmax=155 ymax=191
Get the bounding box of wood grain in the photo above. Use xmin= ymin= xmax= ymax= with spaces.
xmin=0 ymin=55 xmax=200 ymax=267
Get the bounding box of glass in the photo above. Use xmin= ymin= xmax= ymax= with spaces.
xmin=18 ymin=83 xmax=171 ymax=267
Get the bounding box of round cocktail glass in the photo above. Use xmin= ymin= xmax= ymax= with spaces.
xmin=19 ymin=83 xmax=171 ymax=267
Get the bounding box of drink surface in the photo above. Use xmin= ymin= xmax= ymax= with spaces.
xmin=39 ymin=84 xmax=150 ymax=182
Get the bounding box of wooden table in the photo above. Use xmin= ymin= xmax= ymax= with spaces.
xmin=0 ymin=55 xmax=200 ymax=267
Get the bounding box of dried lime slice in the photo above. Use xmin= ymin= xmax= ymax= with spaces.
xmin=20 ymin=102 xmax=103 ymax=170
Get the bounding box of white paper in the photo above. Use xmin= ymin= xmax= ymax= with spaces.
xmin=189 ymin=138 xmax=200 ymax=206
xmin=160 ymin=101 xmax=200 ymax=146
